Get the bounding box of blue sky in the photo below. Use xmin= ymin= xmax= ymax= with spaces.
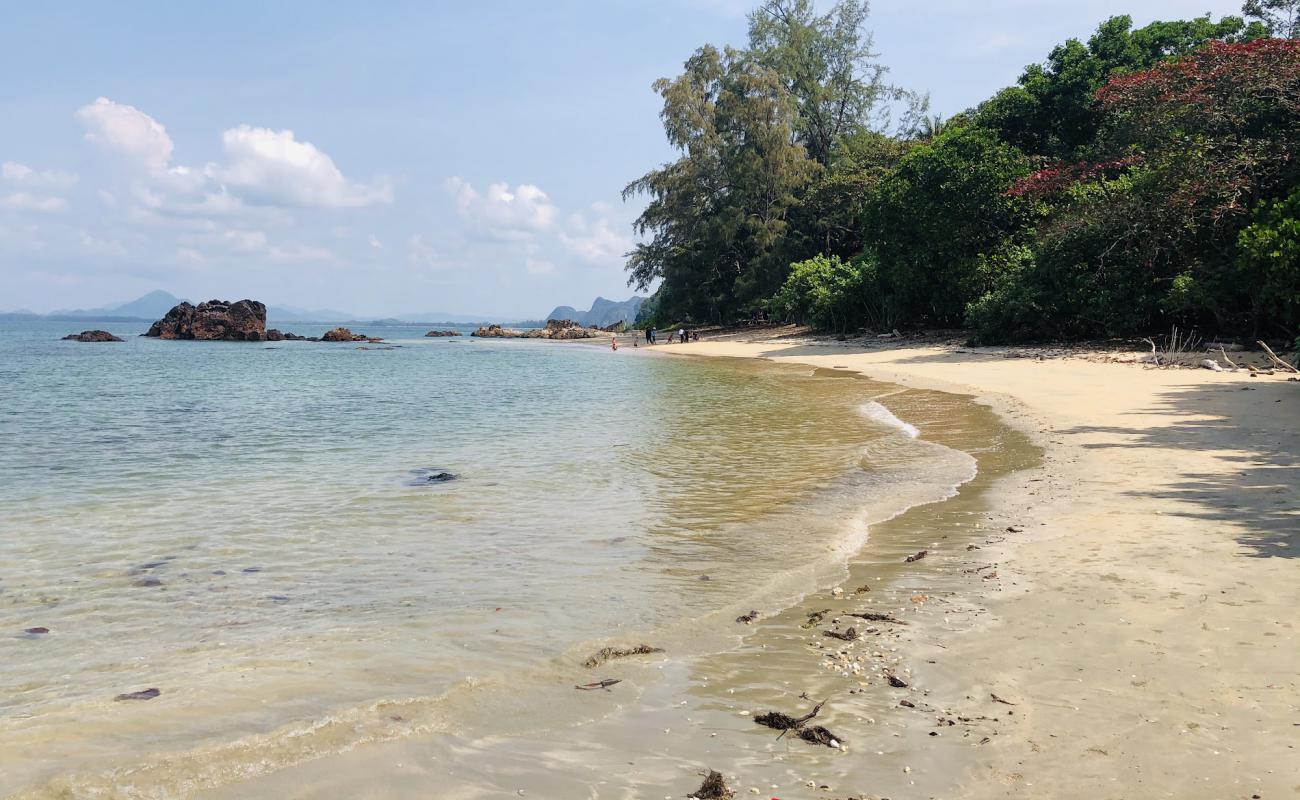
xmin=0 ymin=0 xmax=1248 ymax=317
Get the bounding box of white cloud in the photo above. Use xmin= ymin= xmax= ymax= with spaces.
xmin=408 ymin=233 xmax=442 ymax=267
xmin=525 ymin=257 xmax=555 ymax=275
xmin=76 ymin=98 xmax=389 ymax=213
xmin=217 ymin=125 xmax=391 ymax=209
xmin=268 ymin=244 xmax=332 ymax=263
xmin=176 ymin=247 xmax=205 ymax=264
xmin=220 ymin=229 xmax=268 ymax=252
xmin=559 ymin=210 xmax=631 ymax=265
xmin=2 ymin=162 xmax=78 ymax=189
xmin=368 ymin=233 xmax=383 ymax=249
xmin=447 ymin=177 xmax=559 ymax=239
xmin=76 ymin=97 xmax=174 ymax=171
xmin=78 ymin=231 xmax=127 ymax=257
xmin=1 ymin=193 xmax=68 ymax=213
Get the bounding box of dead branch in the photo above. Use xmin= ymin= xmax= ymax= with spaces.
xmin=1257 ymin=340 xmax=1299 ymax=373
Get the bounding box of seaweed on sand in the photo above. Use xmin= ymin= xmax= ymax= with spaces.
xmin=688 ymin=770 xmax=733 ymax=799
xmin=582 ymin=644 xmax=664 ymax=669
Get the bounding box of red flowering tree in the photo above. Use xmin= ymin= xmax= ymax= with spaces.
xmin=1095 ymin=39 xmax=1300 ymax=221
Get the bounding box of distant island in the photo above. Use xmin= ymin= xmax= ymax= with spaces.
xmin=7 ymin=290 xmax=649 ymax=330
xmin=545 ymin=296 xmax=646 ymax=329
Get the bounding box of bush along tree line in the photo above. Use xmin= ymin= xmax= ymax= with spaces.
xmin=625 ymin=0 xmax=1300 ymax=345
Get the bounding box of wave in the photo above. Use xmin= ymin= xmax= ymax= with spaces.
xmin=859 ymin=400 xmax=920 ymax=438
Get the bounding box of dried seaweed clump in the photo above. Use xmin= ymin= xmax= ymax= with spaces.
xmin=582 ymin=644 xmax=664 ymax=669
xmin=689 ymin=770 xmax=733 ymax=799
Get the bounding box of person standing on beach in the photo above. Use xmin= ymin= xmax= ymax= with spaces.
xmin=611 ymin=335 xmax=618 ymax=351
xmin=678 ymin=327 xmax=686 ymax=344
xmin=648 ymin=326 xmax=656 ymax=344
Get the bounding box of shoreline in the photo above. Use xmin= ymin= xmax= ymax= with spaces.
xmin=657 ymin=335 xmax=1300 ymax=798
xmin=187 ymin=353 xmax=1041 ymax=800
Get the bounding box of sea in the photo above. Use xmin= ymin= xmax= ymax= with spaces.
xmin=0 ymin=319 xmax=984 ymax=798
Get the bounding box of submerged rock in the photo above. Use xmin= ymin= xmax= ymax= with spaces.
xmin=144 ymin=299 xmax=267 ymax=341
xmin=407 ymin=468 xmax=457 ymax=486
xmin=114 ymin=688 xmax=160 ymax=701
xmin=62 ymin=330 xmax=124 ymax=342
xmin=424 ymin=330 xmax=462 ymax=337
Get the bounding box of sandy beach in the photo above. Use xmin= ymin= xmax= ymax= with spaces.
xmin=652 ymin=332 xmax=1300 ymax=798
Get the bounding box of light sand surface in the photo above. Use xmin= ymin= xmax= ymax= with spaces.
xmin=658 ymin=338 xmax=1299 ymax=798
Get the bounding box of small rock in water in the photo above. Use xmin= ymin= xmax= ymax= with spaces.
xmin=408 ymin=468 xmax=457 ymax=486
xmin=115 ymin=688 xmax=161 ymax=701
xmin=241 ymin=567 xmax=262 ymax=573
xmin=24 ymin=627 xmax=50 ymax=635
xmin=132 ymin=577 xmax=163 ymax=587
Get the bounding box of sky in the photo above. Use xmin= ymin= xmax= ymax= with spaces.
xmin=0 ymin=0 xmax=1250 ymax=318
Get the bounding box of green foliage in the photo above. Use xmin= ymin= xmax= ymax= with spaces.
xmin=974 ymin=14 xmax=1265 ymax=159
xmin=624 ymin=44 xmax=815 ymax=323
xmin=1243 ymin=0 xmax=1300 ymax=37
xmin=628 ymin=3 xmax=1298 ymax=343
xmin=865 ymin=126 xmax=1035 ymax=325
xmin=1237 ymin=187 xmax=1300 ymax=328
xmin=770 ymin=254 xmax=878 ymax=332
xmin=748 ymin=0 xmax=918 ymax=164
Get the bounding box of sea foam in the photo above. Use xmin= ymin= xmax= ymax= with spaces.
xmin=859 ymin=400 xmax=919 ymax=438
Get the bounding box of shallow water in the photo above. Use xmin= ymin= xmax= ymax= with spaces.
xmin=0 ymin=322 xmax=976 ymax=797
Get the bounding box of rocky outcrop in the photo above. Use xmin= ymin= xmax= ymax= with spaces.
xmin=144 ymin=300 xmax=268 ymax=341
xmin=321 ymin=327 xmax=382 ymax=343
xmin=62 ymin=330 xmax=124 ymax=342
xmin=471 ymin=319 xmax=603 ymax=340
xmin=424 ymin=330 xmax=462 ymax=337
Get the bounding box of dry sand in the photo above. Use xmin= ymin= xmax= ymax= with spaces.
xmin=657 ymin=334 xmax=1299 ymax=798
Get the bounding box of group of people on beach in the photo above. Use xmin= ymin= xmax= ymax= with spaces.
xmin=614 ymin=326 xmax=700 ymax=350
xmin=643 ymin=326 xmax=697 ymax=345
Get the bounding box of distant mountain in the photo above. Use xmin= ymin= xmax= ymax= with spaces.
xmin=266 ymin=305 xmax=360 ymax=323
xmin=545 ymin=296 xmax=646 ymax=328
xmin=52 ymin=290 xmax=187 ymax=320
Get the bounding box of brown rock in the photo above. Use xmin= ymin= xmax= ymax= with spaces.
xmin=144 ymin=300 xmax=267 ymax=341
xmin=321 ymin=327 xmax=377 ymax=342
xmin=62 ymin=330 xmax=124 ymax=342
xmin=424 ymin=330 xmax=462 ymax=337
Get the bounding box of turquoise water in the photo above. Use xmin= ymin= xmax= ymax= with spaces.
xmin=0 ymin=320 xmax=974 ymax=797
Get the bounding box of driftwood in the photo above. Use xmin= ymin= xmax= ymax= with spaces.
xmin=823 ymin=626 xmax=859 ymax=642
xmin=905 ymin=550 xmax=928 ymax=563
xmin=1257 ymin=340 xmax=1299 ymax=373
xmin=582 ymin=644 xmax=663 ymax=668
xmin=884 ymin=671 xmax=908 ymax=688
xmin=1219 ymin=345 xmax=1241 ymax=370
xmin=574 ymin=679 xmax=621 ymax=691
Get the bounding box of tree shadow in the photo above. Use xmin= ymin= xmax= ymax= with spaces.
xmin=748 ymin=342 xmax=1298 ymax=559
xmin=1055 ymin=381 xmax=1297 ymax=559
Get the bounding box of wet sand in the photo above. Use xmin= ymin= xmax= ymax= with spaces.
xmin=660 ymin=336 xmax=1300 ymax=798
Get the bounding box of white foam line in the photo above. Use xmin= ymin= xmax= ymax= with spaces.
xmin=859 ymin=400 xmax=920 ymax=438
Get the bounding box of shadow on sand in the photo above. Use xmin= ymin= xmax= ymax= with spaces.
xmin=748 ymin=341 xmax=1298 ymax=559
